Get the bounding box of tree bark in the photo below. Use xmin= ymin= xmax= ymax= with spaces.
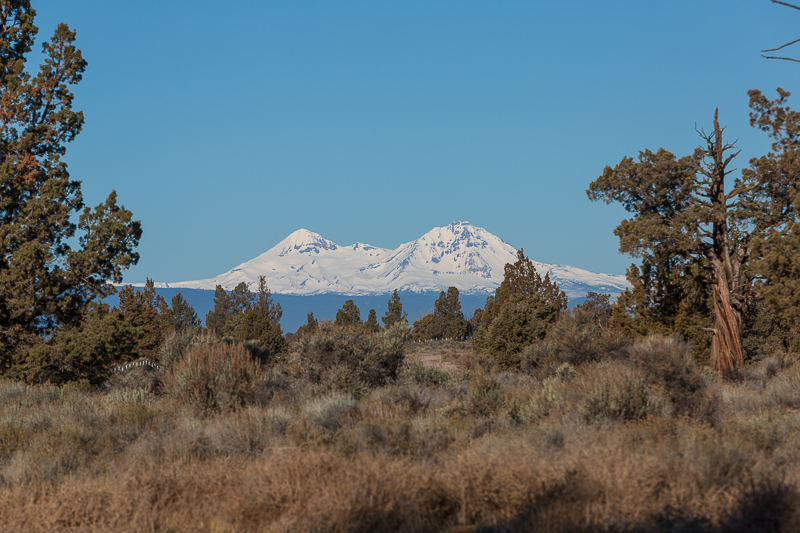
xmin=710 ymin=271 xmax=744 ymax=379
xmin=706 ymin=109 xmax=745 ymax=380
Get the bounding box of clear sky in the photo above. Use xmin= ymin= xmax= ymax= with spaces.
xmin=34 ymin=1 xmax=800 ymax=282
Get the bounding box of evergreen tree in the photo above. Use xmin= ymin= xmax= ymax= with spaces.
xmin=438 ymin=287 xmax=468 ymax=339
xmin=589 ymin=99 xmax=800 ymax=378
xmin=412 ymin=287 xmax=468 ymax=341
xmin=117 ymin=279 xmax=169 ymax=359
xmin=205 ymin=282 xmax=252 ymax=336
xmin=472 ymin=250 xmax=567 ymax=367
xmin=467 ymin=308 xmax=484 ymax=337
xmin=27 ymin=302 xmax=138 ymax=384
xmin=235 ymin=276 xmax=286 ymax=356
xmin=477 ymin=293 xmax=563 ymax=369
xmin=364 ymin=308 xmax=381 ymax=333
xmin=295 ymin=312 xmax=319 ymax=338
xmin=168 ymin=292 xmax=200 ymax=333
xmin=335 ymin=299 xmax=361 ymax=327
xmin=0 ymin=4 xmax=141 ymax=378
xmin=748 ymin=91 xmax=800 ymax=329
xmin=205 ymin=285 xmax=233 ymax=335
xmin=382 ymin=289 xmax=408 ymax=327
xmin=577 ymin=292 xmax=613 ymax=330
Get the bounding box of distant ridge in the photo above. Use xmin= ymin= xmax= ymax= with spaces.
xmin=143 ymin=222 xmax=629 ymax=300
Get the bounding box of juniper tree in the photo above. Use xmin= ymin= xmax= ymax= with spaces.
xmin=205 ymin=282 xmax=253 ymax=336
xmin=117 ymin=279 xmax=169 ymax=359
xmin=295 ymin=312 xmax=318 ymax=338
xmin=28 ymin=302 xmax=138 ymax=384
xmin=235 ymin=276 xmax=286 ymax=356
xmin=0 ymin=2 xmax=141 ymax=377
xmin=168 ymin=292 xmax=200 ymax=333
xmin=589 ymin=101 xmax=800 ymax=378
xmin=364 ymin=308 xmax=381 ymax=333
xmin=412 ymin=287 xmax=468 ymax=341
xmin=382 ymin=289 xmax=408 ymax=327
xmin=746 ymin=89 xmax=800 ymax=349
xmin=335 ymin=299 xmax=361 ymax=327
xmin=472 ymin=250 xmax=567 ymax=368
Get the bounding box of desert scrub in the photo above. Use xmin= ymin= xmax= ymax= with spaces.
xmin=162 ymin=341 xmax=265 ymax=414
xmin=302 ymin=391 xmax=359 ymax=432
xmin=624 ymin=334 xmax=719 ymax=421
xmin=506 ymin=380 xmax=564 ymax=424
xmin=578 ymin=363 xmax=663 ymax=421
xmin=521 ymin=306 xmax=628 ymax=372
xmin=407 ymin=362 xmax=452 ymax=387
xmin=448 ymin=374 xmax=506 ymax=418
xmin=158 ymin=330 xmax=230 ymax=370
xmin=291 ymin=321 xmax=410 ymax=387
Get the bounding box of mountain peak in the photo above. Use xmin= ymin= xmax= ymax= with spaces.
xmin=157 ymin=222 xmax=630 ymax=298
xmin=276 ymin=229 xmax=338 ymax=256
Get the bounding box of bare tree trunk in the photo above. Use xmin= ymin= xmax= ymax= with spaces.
xmin=710 ymin=276 xmax=744 ymax=379
xmin=705 ymin=109 xmax=745 ymax=380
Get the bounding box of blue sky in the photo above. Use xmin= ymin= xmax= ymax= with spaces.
xmin=35 ymin=1 xmax=800 ymax=282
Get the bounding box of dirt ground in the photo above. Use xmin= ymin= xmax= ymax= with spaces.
xmin=404 ymin=339 xmax=473 ymax=371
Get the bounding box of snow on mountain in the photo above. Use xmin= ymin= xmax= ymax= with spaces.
xmin=148 ymin=222 xmax=630 ymax=299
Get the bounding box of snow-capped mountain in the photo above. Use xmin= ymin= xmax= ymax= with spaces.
xmin=148 ymin=222 xmax=629 ymax=299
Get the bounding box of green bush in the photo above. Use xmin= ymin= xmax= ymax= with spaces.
xmin=292 ymin=322 xmax=410 ymax=387
xmin=162 ymin=341 xmax=265 ymax=414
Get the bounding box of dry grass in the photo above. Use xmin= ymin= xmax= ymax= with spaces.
xmin=3 ymin=333 xmax=800 ymax=531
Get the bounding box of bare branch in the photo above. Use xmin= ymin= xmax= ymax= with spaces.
xmin=771 ymin=0 xmax=800 ymax=11
xmin=762 ymin=36 xmax=800 ymax=52
xmin=762 ymin=54 xmax=800 ymax=63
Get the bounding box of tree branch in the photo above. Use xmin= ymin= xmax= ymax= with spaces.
xmin=762 ymin=36 xmax=800 ymax=52
xmin=771 ymin=0 xmax=800 ymax=11
xmin=762 ymin=54 xmax=800 ymax=63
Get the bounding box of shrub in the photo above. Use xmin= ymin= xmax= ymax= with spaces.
xmin=747 ymin=351 xmax=797 ymax=382
xmin=624 ymin=334 xmax=718 ymax=420
xmin=376 ymin=382 xmax=446 ymax=416
xmin=158 ymin=330 xmax=213 ymax=370
xmin=507 ymin=381 xmax=563 ymax=424
xmin=303 ymin=391 xmax=359 ymax=432
xmin=292 ymin=322 xmax=409 ymax=387
xmin=578 ymin=363 xmax=657 ymax=421
xmin=520 ymin=306 xmax=628 ymax=372
xmin=468 ymin=374 xmax=506 ymax=417
xmin=162 ymin=341 xmax=264 ymax=414
xmin=264 ymin=404 xmax=294 ymax=435
xmin=763 ymin=365 xmax=800 ymax=409
xmin=407 ymin=362 xmax=452 ymax=387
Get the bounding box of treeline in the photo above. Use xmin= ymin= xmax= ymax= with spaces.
xmin=3 ymin=0 xmax=800 ymax=386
